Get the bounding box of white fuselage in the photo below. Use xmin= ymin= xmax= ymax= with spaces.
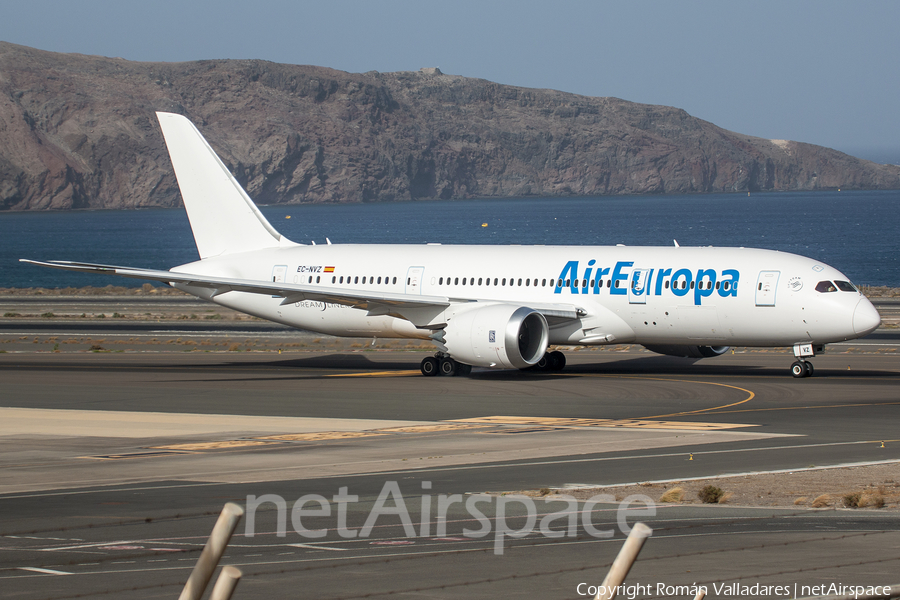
xmin=173 ymin=243 xmax=880 ymax=348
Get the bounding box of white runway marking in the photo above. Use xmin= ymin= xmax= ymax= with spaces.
xmin=17 ymin=567 xmax=72 ymax=575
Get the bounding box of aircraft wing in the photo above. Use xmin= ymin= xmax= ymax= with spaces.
xmin=20 ymin=259 xmax=583 ymax=323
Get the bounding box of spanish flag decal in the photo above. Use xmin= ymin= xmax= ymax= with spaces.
xmin=324 ymin=266 xmax=335 ymax=273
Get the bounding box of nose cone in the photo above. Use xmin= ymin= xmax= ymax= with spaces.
xmin=853 ymin=297 xmax=881 ymax=336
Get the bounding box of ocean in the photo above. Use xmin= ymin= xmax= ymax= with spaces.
xmin=1 ymin=190 xmax=898 ymax=288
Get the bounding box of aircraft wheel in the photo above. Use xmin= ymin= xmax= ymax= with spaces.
xmin=420 ymin=356 xmax=439 ymax=377
xmin=531 ymin=353 xmax=551 ymax=371
xmin=439 ymin=357 xmax=457 ymax=376
xmin=804 ymin=361 xmax=814 ymax=377
xmin=549 ymin=350 xmax=566 ymax=371
xmin=790 ymin=361 xmax=806 ymax=378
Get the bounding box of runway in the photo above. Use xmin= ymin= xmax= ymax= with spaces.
xmin=1 ymin=333 xmax=899 ymax=598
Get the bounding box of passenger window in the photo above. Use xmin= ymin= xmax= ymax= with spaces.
xmin=815 ymin=281 xmax=837 ymax=293
xmin=565 ymin=279 xmax=570 ymax=287
xmin=377 ymin=277 xmax=382 ymax=284
xmin=340 ymin=276 xmax=344 ymax=284
xmin=308 ymin=276 xmax=313 ymax=283
xmin=835 ymin=280 xmax=857 ymax=292
xmin=439 ymin=277 xmax=443 ymax=285
xmin=518 ymin=278 xmax=523 ymax=286
xmin=607 ymin=280 xmax=611 ymax=288
xmin=392 ymin=277 xmax=397 ymax=284
xmin=715 ymin=281 xmax=720 ymax=290
xmin=494 ymin=278 xmax=498 ymax=286
xmin=557 ymin=279 xmax=562 ymax=287
xmin=485 ymin=278 xmax=490 ymax=286
xmin=664 ymin=280 xmax=669 ymax=289
xmin=479 ymin=277 xmax=483 ymax=285
xmin=723 ymin=282 xmax=729 ymax=290
xmin=332 ymin=276 xmax=336 ymax=284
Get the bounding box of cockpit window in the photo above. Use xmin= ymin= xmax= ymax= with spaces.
xmin=815 ymin=281 xmax=837 ymax=293
xmin=834 ymin=280 xmax=858 ymax=292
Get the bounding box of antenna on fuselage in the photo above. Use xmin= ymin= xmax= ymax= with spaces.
xmin=673 ymin=240 xmax=680 ymax=247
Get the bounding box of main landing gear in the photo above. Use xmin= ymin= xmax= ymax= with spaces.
xmin=420 ymin=354 xmax=472 ymax=377
xmin=418 ymin=350 xmax=568 ymax=376
xmin=790 ymin=343 xmax=821 ymax=378
xmin=530 ymin=350 xmax=566 ymax=372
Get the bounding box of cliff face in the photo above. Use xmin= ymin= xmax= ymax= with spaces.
xmin=1 ymin=42 xmax=898 ymax=210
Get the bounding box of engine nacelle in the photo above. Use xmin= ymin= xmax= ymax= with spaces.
xmin=642 ymin=345 xmax=730 ymax=359
xmin=443 ymin=304 xmax=549 ymax=369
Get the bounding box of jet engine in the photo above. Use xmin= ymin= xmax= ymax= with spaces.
xmin=642 ymin=345 xmax=730 ymax=359
xmin=441 ymin=304 xmax=549 ymax=369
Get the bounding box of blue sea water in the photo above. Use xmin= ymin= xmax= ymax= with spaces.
xmin=1 ymin=190 xmax=898 ymax=288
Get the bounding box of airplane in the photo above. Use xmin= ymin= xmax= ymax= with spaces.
xmin=22 ymin=112 xmax=882 ymax=378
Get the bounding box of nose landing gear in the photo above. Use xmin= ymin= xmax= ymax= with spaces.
xmin=790 ymin=343 xmax=821 ymax=378
xmin=790 ymin=360 xmax=814 ymax=378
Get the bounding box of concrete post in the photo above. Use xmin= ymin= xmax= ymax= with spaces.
xmin=595 ymin=522 xmax=652 ymax=600
xmin=209 ymin=566 xmax=242 ymax=600
xmin=178 ymin=502 xmax=245 ymax=600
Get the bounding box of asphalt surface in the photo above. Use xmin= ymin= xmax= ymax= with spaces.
xmin=1 ymin=318 xmax=899 ymax=599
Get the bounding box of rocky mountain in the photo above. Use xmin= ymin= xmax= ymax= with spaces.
xmin=1 ymin=42 xmax=898 ymax=210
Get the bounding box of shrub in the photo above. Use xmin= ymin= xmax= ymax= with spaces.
xmin=843 ymin=492 xmax=862 ymax=508
xmin=698 ymin=485 xmax=724 ymax=504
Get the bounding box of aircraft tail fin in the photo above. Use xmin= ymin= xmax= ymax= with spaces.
xmin=156 ymin=112 xmax=291 ymax=259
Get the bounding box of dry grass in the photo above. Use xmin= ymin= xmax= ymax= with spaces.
xmin=659 ymin=487 xmax=685 ymax=503
xmin=811 ymin=494 xmax=831 ymax=508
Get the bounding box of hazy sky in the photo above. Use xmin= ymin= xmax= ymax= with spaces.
xmin=2 ymin=0 xmax=898 ymax=163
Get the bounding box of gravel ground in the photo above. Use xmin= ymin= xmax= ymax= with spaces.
xmin=521 ymin=462 xmax=900 ymax=511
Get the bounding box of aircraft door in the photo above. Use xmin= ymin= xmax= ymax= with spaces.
xmin=755 ymin=270 xmax=780 ymax=306
xmin=271 ymin=265 xmax=287 ymax=283
xmin=405 ymin=266 xmax=424 ymax=295
xmin=628 ymin=268 xmax=651 ymax=304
